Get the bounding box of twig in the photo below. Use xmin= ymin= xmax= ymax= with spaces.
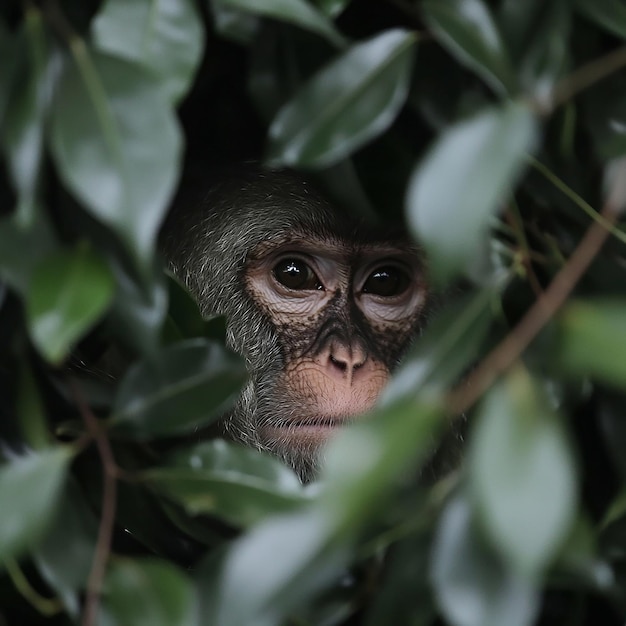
xmin=448 ymin=199 xmax=621 ymax=417
xmin=547 ymin=45 xmax=626 ymax=113
xmin=5 ymin=559 xmax=63 ymax=616
xmin=69 ymin=380 xmax=117 ymax=626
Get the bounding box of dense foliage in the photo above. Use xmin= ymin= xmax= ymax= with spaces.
xmin=1 ymin=0 xmax=626 ymax=624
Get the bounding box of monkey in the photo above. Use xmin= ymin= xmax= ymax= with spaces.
xmin=162 ymin=165 xmax=428 ymax=482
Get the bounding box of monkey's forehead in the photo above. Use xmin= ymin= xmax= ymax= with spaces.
xmin=246 ymin=231 xmax=421 ymax=264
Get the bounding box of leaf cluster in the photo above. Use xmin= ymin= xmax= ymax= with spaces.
xmin=1 ymin=1 xmax=626 ymax=625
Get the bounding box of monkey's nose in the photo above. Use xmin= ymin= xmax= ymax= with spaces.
xmin=327 ymin=342 xmax=368 ymax=382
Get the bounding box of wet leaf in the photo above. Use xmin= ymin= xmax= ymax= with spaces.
xmin=556 ymin=299 xmax=626 ymax=388
xmin=422 ymin=0 xmax=516 ymax=96
xmin=146 ymin=440 xmax=305 ymax=527
xmin=406 ymin=101 xmax=537 ymax=285
xmin=26 ymin=245 xmax=115 ymax=364
xmin=0 ymin=448 xmax=72 ymax=563
xmin=575 ymin=0 xmax=626 ymax=40
xmin=49 ymin=52 xmax=182 ymax=269
xmin=92 ymin=0 xmax=204 ymax=103
xmin=268 ymin=29 xmax=417 ymax=167
xmin=111 ymin=339 xmax=246 ymax=437
xmin=432 ymin=494 xmax=540 ymax=626
xmin=214 ymin=0 xmax=345 ymax=47
xmin=470 ymin=369 xmax=578 ymax=576
xmin=101 ymin=558 xmax=196 ymax=626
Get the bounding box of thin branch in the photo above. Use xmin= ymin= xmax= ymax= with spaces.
xmin=5 ymin=559 xmax=63 ymax=617
xmin=547 ymin=45 xmax=626 ymax=113
xmin=528 ymin=157 xmax=626 ymax=245
xmin=448 ymin=199 xmax=621 ymax=417
xmin=69 ymin=380 xmax=117 ymax=626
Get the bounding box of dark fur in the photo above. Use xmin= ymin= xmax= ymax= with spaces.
xmin=162 ymin=165 xmax=425 ymax=480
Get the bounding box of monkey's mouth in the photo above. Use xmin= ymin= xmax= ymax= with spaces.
xmin=261 ymin=416 xmax=348 ymax=445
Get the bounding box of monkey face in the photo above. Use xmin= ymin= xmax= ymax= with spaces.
xmin=162 ymin=166 xmax=427 ymax=481
xmin=238 ymin=233 xmax=427 ymax=478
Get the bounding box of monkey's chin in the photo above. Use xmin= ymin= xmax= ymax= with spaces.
xmin=261 ymin=422 xmax=340 ymax=448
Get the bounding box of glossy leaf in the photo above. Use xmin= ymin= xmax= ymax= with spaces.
xmin=26 ymin=245 xmax=115 ymax=364
xmin=315 ymin=0 xmax=349 ymax=18
xmin=406 ymin=101 xmax=537 ymax=285
xmin=146 ymin=440 xmax=305 ymax=527
xmin=556 ymin=299 xmax=626 ymax=387
xmin=2 ymin=9 xmax=49 ymax=226
xmin=108 ymin=256 xmax=168 ymax=355
xmin=17 ymin=359 xmax=48 ymax=450
xmin=111 ymin=339 xmax=246 ymax=437
xmin=267 ymin=29 xmax=417 ymax=168
xmin=575 ymin=0 xmax=626 ymax=40
xmin=214 ymin=0 xmax=345 ymax=47
xmin=0 ymin=18 xmax=16 ymax=124
xmin=469 ymin=369 xmax=578 ymax=576
xmin=515 ymin=1 xmax=570 ymax=102
xmin=432 ymin=494 xmax=540 ymax=626
xmin=32 ymin=480 xmax=98 ymax=617
xmin=322 ymin=400 xmax=443 ymax=529
xmin=365 ymin=536 xmax=435 ymax=626
xmin=381 ymin=288 xmax=495 ymax=403
xmin=92 ymin=0 xmax=204 ymax=104
xmin=422 ymin=0 xmax=516 ymax=96
xmin=101 ymin=558 xmax=196 ymax=626
xmin=197 ymin=508 xmax=350 ymax=626
xmin=0 ymin=448 xmax=72 ymax=563
xmin=0 ymin=211 xmax=58 ymax=294
xmin=49 ymin=52 xmax=182 ymax=269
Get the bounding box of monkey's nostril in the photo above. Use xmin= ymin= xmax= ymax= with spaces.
xmin=329 ymin=354 xmax=348 ymax=371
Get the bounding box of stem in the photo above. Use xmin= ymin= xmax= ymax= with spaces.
xmin=69 ymin=380 xmax=117 ymax=626
xmin=5 ymin=559 xmax=63 ymax=617
xmin=448 ymin=200 xmax=621 ymax=416
xmin=528 ymin=157 xmax=626 ymax=245
xmin=548 ymin=45 xmax=626 ymax=112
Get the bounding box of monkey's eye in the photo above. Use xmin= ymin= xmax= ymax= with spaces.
xmin=273 ymin=259 xmax=323 ymax=290
xmin=362 ymin=266 xmax=410 ymax=297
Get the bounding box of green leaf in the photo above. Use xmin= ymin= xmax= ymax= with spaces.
xmin=197 ymin=508 xmax=350 ymax=626
xmin=584 ymin=78 xmax=626 ymax=160
xmin=314 ymin=0 xmax=348 ymax=18
xmin=0 ymin=18 xmax=16 ymax=125
xmin=556 ymin=299 xmax=626 ymax=388
xmin=0 ymin=448 xmax=72 ymax=563
xmin=267 ymin=29 xmax=417 ymax=168
xmin=406 ymin=101 xmax=537 ymax=286
xmin=26 ymin=245 xmax=115 ymax=364
xmin=49 ymin=52 xmax=182 ymax=269
xmin=515 ymin=1 xmax=571 ymax=101
xmin=432 ymin=494 xmax=540 ymax=626
xmin=575 ymin=0 xmax=626 ymax=40
xmin=208 ymin=3 xmax=259 ymax=45
xmin=101 ymin=558 xmax=196 ymax=626
xmin=111 ymin=338 xmax=246 ymax=437
xmin=2 ymin=9 xmax=49 ymax=226
xmin=469 ymin=368 xmax=578 ymax=577
xmin=146 ymin=440 xmax=305 ymax=527
xmin=214 ymin=0 xmax=345 ymax=48
xmin=322 ymin=400 xmax=443 ymax=529
xmin=92 ymin=0 xmax=204 ymax=104
xmin=365 ymin=536 xmax=435 ymax=626
xmin=197 ymin=401 xmax=442 ymax=626
xmin=0 ymin=210 xmax=58 ymax=294
xmin=422 ymin=0 xmax=516 ymax=96
xmin=32 ymin=480 xmax=98 ymax=618
xmin=381 ymin=288 xmax=495 ymax=402
xmin=108 ymin=257 xmax=168 ymax=356
xmin=17 ymin=358 xmax=49 ymax=450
